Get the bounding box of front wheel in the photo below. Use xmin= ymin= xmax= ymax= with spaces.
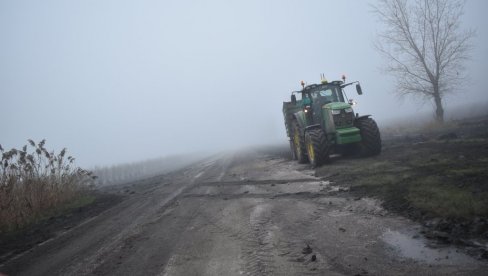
xmin=356 ymin=117 xmax=381 ymax=157
xmin=305 ymin=128 xmax=330 ymax=168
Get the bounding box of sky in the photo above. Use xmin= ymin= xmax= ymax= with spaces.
xmin=1 ymin=0 xmax=487 ymax=167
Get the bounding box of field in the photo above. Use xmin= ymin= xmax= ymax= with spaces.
xmin=316 ymin=115 xmax=488 ymax=257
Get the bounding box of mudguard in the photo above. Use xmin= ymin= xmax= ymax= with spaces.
xmin=355 ymin=114 xmax=371 ymax=121
xmin=305 ymin=124 xmax=321 ymax=131
xmin=293 ymin=111 xmax=307 ymax=133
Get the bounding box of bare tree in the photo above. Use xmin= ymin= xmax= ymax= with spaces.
xmin=373 ymin=0 xmax=474 ymax=123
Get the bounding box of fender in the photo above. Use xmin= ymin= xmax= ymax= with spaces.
xmin=294 ymin=111 xmax=322 ymax=135
xmin=293 ymin=111 xmax=307 ymax=133
xmin=305 ymin=124 xmax=321 ymax=131
xmin=355 ymin=114 xmax=371 ymax=121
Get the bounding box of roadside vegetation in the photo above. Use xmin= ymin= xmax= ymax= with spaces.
xmin=0 ymin=140 xmax=96 ymax=233
xmin=0 ymin=143 xmax=207 ymax=261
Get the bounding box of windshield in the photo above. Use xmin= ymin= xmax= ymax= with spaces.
xmin=310 ymin=85 xmax=345 ymax=103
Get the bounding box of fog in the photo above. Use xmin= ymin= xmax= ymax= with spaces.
xmin=1 ymin=0 xmax=488 ymax=167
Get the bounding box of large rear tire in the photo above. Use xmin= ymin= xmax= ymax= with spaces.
xmin=356 ymin=117 xmax=381 ymax=157
xmin=305 ymin=128 xmax=330 ymax=168
xmin=292 ymin=120 xmax=308 ymax=163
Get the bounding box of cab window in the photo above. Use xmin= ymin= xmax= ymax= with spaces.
xmin=314 ymin=88 xmax=337 ymax=102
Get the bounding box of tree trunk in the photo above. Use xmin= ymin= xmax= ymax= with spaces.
xmin=433 ymin=92 xmax=444 ymax=123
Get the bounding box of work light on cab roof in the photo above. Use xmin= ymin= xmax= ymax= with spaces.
xmin=283 ymin=74 xmax=381 ymax=168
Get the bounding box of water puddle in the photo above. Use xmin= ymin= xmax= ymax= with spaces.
xmin=382 ymin=229 xmax=478 ymax=265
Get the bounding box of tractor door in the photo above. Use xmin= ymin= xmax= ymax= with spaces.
xmin=310 ymin=89 xmax=331 ymax=125
xmin=311 ymin=94 xmax=322 ymax=125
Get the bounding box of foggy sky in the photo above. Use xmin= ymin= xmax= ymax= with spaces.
xmin=1 ymin=0 xmax=488 ymax=167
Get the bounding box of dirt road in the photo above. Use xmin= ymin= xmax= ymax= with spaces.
xmin=1 ymin=148 xmax=487 ymax=275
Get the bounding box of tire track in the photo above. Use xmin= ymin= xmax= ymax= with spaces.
xmin=242 ymin=203 xmax=276 ymax=276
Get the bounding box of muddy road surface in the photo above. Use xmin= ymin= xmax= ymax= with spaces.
xmin=1 ymin=149 xmax=487 ymax=275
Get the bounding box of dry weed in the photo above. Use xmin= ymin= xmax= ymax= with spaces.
xmin=0 ymin=140 xmax=95 ymax=232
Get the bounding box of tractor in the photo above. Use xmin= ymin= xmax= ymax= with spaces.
xmin=282 ymin=76 xmax=381 ymax=167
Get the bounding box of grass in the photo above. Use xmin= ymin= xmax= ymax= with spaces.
xmin=0 ymin=140 xmax=96 ymax=233
xmin=319 ymin=136 xmax=488 ymax=221
xmin=409 ymin=182 xmax=488 ymax=218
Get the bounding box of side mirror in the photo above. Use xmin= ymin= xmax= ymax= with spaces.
xmin=291 ymin=94 xmax=297 ymax=104
xmin=356 ymin=84 xmax=363 ymax=95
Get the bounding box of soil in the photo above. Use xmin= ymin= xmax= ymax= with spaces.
xmin=315 ymin=115 xmax=488 ymax=259
xmin=0 ymin=116 xmax=487 ymax=275
xmin=0 ymin=193 xmax=123 ymax=264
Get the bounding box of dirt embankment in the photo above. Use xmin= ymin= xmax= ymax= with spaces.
xmin=0 ymin=192 xmax=122 ymax=264
xmin=315 ymin=115 xmax=488 ymax=258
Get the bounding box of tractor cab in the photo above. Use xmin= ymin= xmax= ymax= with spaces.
xmin=301 ymin=82 xmax=344 ymax=106
xmin=292 ymin=80 xmax=361 ymax=112
xmin=294 ymin=81 xmax=357 ymax=127
xmin=306 ymin=81 xmax=345 ymax=100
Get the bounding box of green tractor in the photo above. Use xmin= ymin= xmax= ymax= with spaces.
xmin=282 ymin=76 xmax=381 ymax=167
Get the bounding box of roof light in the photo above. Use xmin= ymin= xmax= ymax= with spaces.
xmin=320 ymin=73 xmax=328 ymax=84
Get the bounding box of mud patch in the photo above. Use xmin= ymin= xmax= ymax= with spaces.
xmin=314 ymin=115 xmax=488 ymax=258
xmin=189 ymin=180 xmax=327 ymax=197
xmin=382 ymin=229 xmax=478 ymax=265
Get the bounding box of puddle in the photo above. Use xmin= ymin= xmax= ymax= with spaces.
xmin=382 ymin=229 xmax=478 ymax=265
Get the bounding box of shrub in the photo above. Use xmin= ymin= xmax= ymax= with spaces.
xmin=0 ymin=139 xmax=95 ymax=232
